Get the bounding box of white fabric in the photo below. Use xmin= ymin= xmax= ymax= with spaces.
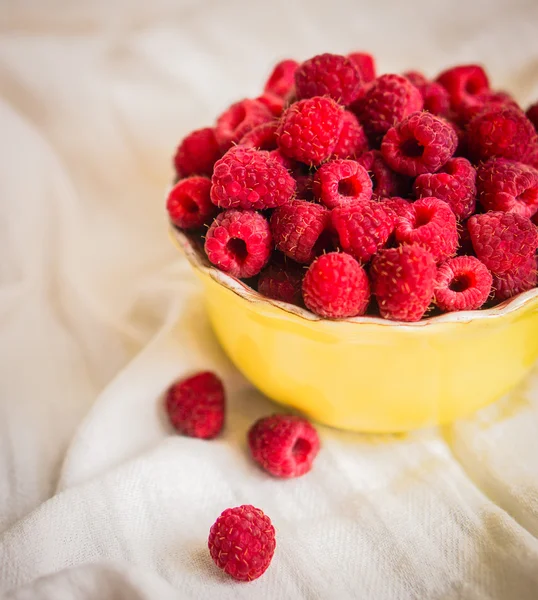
xmin=1 ymin=0 xmax=538 ymax=597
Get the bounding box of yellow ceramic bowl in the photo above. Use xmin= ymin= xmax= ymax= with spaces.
xmin=171 ymin=227 xmax=538 ymax=432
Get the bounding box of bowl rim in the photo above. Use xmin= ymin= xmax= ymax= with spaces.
xmin=171 ymin=225 xmax=538 ymax=328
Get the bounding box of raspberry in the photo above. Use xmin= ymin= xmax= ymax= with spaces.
xmin=256 ymin=92 xmax=285 ymax=117
xmin=457 ymin=90 xmax=519 ymax=125
xmin=313 ymin=159 xmax=373 ymax=208
xmin=215 ymin=99 xmax=273 ymax=151
xmin=404 ymin=72 xmax=450 ymax=116
xmin=354 ymin=74 xmax=423 ymax=140
xmin=295 ymin=53 xmax=362 ymax=105
xmin=476 ymin=158 xmax=538 ymax=218
xmin=277 ymin=96 xmax=344 ymax=165
xmin=331 ymin=111 xmax=369 ymax=159
xmin=467 ymin=212 xmax=538 ymax=274
xmin=210 ymin=146 xmax=295 ymax=210
xmin=165 ymin=371 xmax=225 ymax=439
xmin=379 ymin=196 xmax=413 ymax=219
xmin=527 ymin=144 xmax=538 ymax=170
xmin=348 ymin=52 xmax=376 ymax=82
xmin=205 ymin=209 xmax=272 ymax=278
xmin=356 ymin=150 xmax=411 ymax=198
xmin=332 ymin=202 xmax=394 ymax=263
xmin=270 ymin=200 xmax=331 ymax=264
xmin=381 ymin=112 xmax=458 ymax=176
xmin=238 ymin=121 xmax=278 ymax=151
xmin=394 ymin=197 xmax=458 ymax=262
xmin=264 ymin=59 xmax=298 ymax=98
xmin=371 ymin=244 xmax=437 ymax=322
xmin=435 ymin=64 xmax=490 ymax=110
xmin=166 ymin=176 xmax=215 ymax=230
xmin=248 ymin=414 xmax=320 ymax=477
xmin=173 ymin=127 xmax=221 ymax=178
xmin=466 ymin=106 xmax=536 ymax=163
xmin=257 ymin=260 xmax=303 ymax=305
xmin=302 ymin=252 xmax=370 ymax=318
xmin=413 ymin=157 xmax=477 ymax=220
xmin=208 ymin=505 xmax=275 ymax=581
xmin=492 ymin=255 xmax=537 ymax=301
xmin=434 ymin=256 xmax=492 ymax=312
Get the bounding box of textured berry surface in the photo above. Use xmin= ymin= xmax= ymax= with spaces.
xmin=302 ymin=252 xmax=370 ymax=318
xmin=354 ymin=74 xmax=423 ymax=140
xmin=208 ymin=505 xmax=276 ymax=581
xmin=434 ymin=256 xmax=492 ymax=312
xmin=239 ymin=121 xmax=278 ymax=151
xmin=476 ymin=158 xmax=538 ymax=218
xmin=174 ymin=127 xmax=221 ymax=178
xmin=413 ymin=157 xmax=477 ymax=220
xmin=313 ymin=159 xmax=372 ymax=208
xmin=348 ymin=52 xmax=376 ymax=82
xmin=466 ymin=106 xmax=536 ymax=163
xmin=492 ymin=255 xmax=537 ymax=301
xmin=332 ymin=202 xmax=394 ymax=263
xmin=331 ymin=111 xmax=369 ymax=159
xmin=380 ymin=196 xmax=413 ymax=219
xmin=205 ymin=209 xmax=272 ymax=278
xmin=381 ymin=111 xmax=458 ymax=176
xmin=395 ymin=197 xmax=458 ymax=262
xmin=295 ymin=53 xmax=362 ymax=105
xmin=167 ymin=176 xmax=215 ymax=229
xmin=215 ymin=99 xmax=273 ymax=151
xmin=436 ymin=64 xmax=490 ymax=110
xmin=271 ymin=199 xmax=331 ymax=264
xmin=210 ymin=146 xmax=295 ymax=210
xmin=356 ymin=150 xmax=411 ymax=198
xmin=277 ymin=96 xmax=344 ymax=165
xmin=467 ymin=212 xmax=538 ymax=274
xmin=166 ymin=371 xmax=225 ymax=439
xmin=404 ymin=72 xmax=449 ymax=116
xmin=457 ymin=90 xmax=518 ymax=125
xmin=371 ymin=244 xmax=437 ymax=322
xmin=248 ymin=414 xmax=320 ymax=477
xmin=258 ymin=260 xmax=304 ymax=305
xmin=264 ymin=59 xmax=298 ymax=98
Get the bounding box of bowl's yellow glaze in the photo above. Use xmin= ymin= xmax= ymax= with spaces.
xmin=171 ymin=227 xmax=538 ymax=432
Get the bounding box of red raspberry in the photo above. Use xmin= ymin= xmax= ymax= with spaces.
xmin=256 ymin=92 xmax=285 ymax=117
xmin=205 ymin=210 xmax=272 ymax=278
xmin=210 ymin=146 xmax=295 ymax=210
xmin=527 ymin=144 xmax=538 ymax=170
xmin=257 ymin=260 xmax=303 ymax=305
xmin=354 ymin=74 xmax=423 ymax=140
xmin=492 ymin=255 xmax=537 ymax=301
xmin=313 ymin=159 xmax=372 ymax=208
xmin=173 ymin=127 xmax=221 ymax=178
xmin=413 ymin=157 xmax=477 ymax=220
xmin=264 ymin=59 xmax=298 ymax=98
xmin=404 ymin=72 xmax=450 ymax=116
xmin=277 ymin=96 xmax=344 ymax=165
xmin=457 ymin=90 xmax=519 ymax=125
xmin=332 ymin=202 xmax=394 ymax=263
xmin=248 ymin=414 xmax=320 ymax=477
xmin=355 ymin=150 xmax=411 ymax=198
xmin=395 ymin=197 xmax=458 ymax=262
xmin=434 ymin=256 xmax=492 ymax=312
xmin=270 ymin=200 xmax=331 ymax=264
xmin=295 ymin=53 xmax=362 ymax=105
xmin=379 ymin=196 xmax=413 ymax=219
xmin=371 ymin=244 xmax=437 ymax=322
xmin=165 ymin=371 xmax=225 ymax=439
xmin=348 ymin=52 xmax=376 ymax=82
xmin=476 ymin=158 xmax=538 ymax=218
xmin=466 ymin=106 xmax=536 ymax=163
xmin=238 ymin=121 xmax=278 ymax=151
xmin=166 ymin=176 xmax=215 ymax=230
xmin=467 ymin=212 xmax=538 ymax=274
xmin=302 ymin=252 xmax=370 ymax=318
xmin=208 ymin=505 xmax=276 ymax=581
xmin=435 ymin=64 xmax=490 ymax=110
xmin=331 ymin=111 xmax=369 ymax=159
xmin=215 ymin=99 xmax=272 ymax=151
xmin=381 ymin=112 xmax=458 ymax=176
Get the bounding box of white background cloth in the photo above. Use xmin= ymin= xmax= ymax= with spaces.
xmin=1 ymin=0 xmax=538 ymax=598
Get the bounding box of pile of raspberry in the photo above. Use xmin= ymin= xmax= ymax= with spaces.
xmin=168 ymin=53 xmax=538 ymax=322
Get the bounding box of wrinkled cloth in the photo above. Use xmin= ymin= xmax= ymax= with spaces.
xmin=1 ymin=1 xmax=538 ymax=598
